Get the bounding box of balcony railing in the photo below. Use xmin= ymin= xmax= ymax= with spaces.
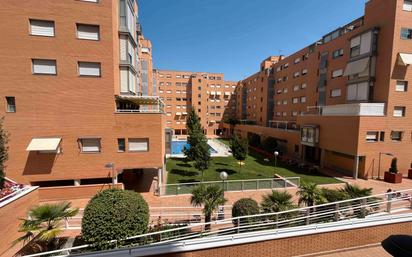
xmin=302 ymin=103 xmax=385 ymax=117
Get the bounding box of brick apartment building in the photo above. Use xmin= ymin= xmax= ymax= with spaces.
xmin=228 ymin=0 xmax=412 ymax=179
xmin=155 ymin=70 xmax=237 ymax=136
xmin=0 ymin=0 xmax=166 ymax=191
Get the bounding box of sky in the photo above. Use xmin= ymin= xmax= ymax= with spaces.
xmin=138 ymin=0 xmax=365 ymax=81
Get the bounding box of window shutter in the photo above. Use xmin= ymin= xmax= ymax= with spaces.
xmin=357 ymin=82 xmax=369 ymax=100
xmin=77 ymin=24 xmax=99 ymax=40
xmin=120 ymin=68 xmax=129 ymax=93
xmin=360 ymin=31 xmax=372 ymax=55
xmin=347 ymin=84 xmax=357 ymax=101
xmin=128 ymin=139 xmax=148 ymax=151
xmin=81 ymin=139 xmax=100 ymax=152
xmin=119 ymin=36 xmax=127 ymax=61
xmin=32 ymin=59 xmax=56 ymax=74
xmin=78 ymin=62 xmax=101 ymax=76
xmin=30 ymin=20 xmax=54 ymax=36
xmin=350 ymin=36 xmax=361 ymax=48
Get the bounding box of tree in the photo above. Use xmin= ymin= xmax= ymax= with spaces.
xmin=190 ymin=184 xmax=227 ymax=230
xmin=183 ymin=108 xmax=211 ymax=181
xmin=81 ymin=189 xmax=149 ymax=250
xmin=0 ymin=117 xmax=9 ymax=189
xmin=321 ymin=188 xmax=349 ymax=203
xmin=389 ymin=158 xmax=398 ymax=173
xmin=339 ymin=184 xmax=372 ymax=198
xmin=261 ymin=190 xmax=296 ymax=213
xmin=297 ymin=182 xmax=325 ymax=207
xmin=232 ymin=198 xmax=260 ymax=226
xmin=230 ymin=134 xmax=248 ymax=172
xmin=15 ymin=202 xmax=79 ymax=253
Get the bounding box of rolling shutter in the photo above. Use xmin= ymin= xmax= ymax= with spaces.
xmin=78 ymin=62 xmax=101 ymax=76
xmin=30 ymin=20 xmax=54 ymax=37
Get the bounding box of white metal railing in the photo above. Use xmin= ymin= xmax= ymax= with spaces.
xmin=160 ymin=177 xmax=300 ymax=195
xmin=24 ymin=189 xmax=412 ymax=257
xmin=116 ymin=108 xmax=164 ymax=114
xmin=302 ymin=103 xmax=385 ymax=117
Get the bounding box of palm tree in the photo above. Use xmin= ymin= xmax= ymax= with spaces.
xmin=15 ymin=202 xmax=79 ymax=252
xmin=297 ymin=182 xmax=325 ymax=207
xmin=261 ymin=190 xmax=296 ymax=213
xmin=339 ymin=184 xmax=372 ymax=198
xmin=190 ymin=185 xmax=227 ymax=230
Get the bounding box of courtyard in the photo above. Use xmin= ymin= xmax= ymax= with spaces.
xmin=166 ymin=148 xmax=341 ymax=185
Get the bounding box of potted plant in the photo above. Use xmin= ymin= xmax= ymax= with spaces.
xmin=384 ymin=158 xmax=402 ymax=184
xmin=408 ymin=162 xmax=412 ymax=179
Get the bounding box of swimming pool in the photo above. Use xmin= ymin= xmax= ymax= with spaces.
xmin=171 ymin=140 xmax=218 ymax=155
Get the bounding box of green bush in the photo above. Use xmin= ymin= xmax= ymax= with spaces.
xmin=389 ymin=158 xmax=398 ymax=174
xmin=232 ymin=198 xmax=260 ymax=225
xmin=321 ymin=188 xmax=349 ymax=203
xmin=261 ymin=137 xmax=278 ymax=154
xmin=81 ymin=189 xmax=149 ymax=250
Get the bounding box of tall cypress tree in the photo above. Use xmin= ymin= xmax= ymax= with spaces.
xmin=0 ymin=117 xmax=9 ymax=189
xmin=230 ymin=134 xmax=248 ymax=172
xmin=183 ymin=108 xmax=210 ymax=181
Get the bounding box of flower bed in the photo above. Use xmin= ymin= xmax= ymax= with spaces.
xmin=0 ymin=178 xmax=26 ymax=203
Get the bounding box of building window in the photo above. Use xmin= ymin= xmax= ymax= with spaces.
xmin=331 ymin=69 xmax=343 ymax=78
xmin=366 ymin=131 xmax=379 ymax=142
xmin=302 ymin=69 xmax=308 ymax=75
xmin=350 ymin=31 xmax=372 ymax=58
xmin=293 ymin=85 xmax=300 ymax=91
xmin=301 ymin=83 xmax=307 ymax=89
xmin=332 ymin=49 xmax=344 ymax=59
xmin=300 ymin=96 xmax=307 ymax=103
xmin=330 ymin=88 xmax=342 ymax=97
xmin=6 ymin=97 xmax=16 ymax=113
xmin=393 ymin=106 xmax=406 ymax=117
xmin=347 ymin=82 xmax=369 ymax=101
xmin=401 ymin=28 xmax=412 ymax=40
xmin=292 ymin=97 xmax=299 ymax=104
xmin=78 ymin=62 xmax=101 ymax=76
xmin=32 ymin=59 xmax=57 ymax=75
xmin=79 ymin=138 xmax=101 ymax=153
xmin=76 ymin=24 xmax=99 ymax=40
xmin=29 ymin=19 xmax=55 ymax=37
xmin=395 ymin=81 xmax=408 ymax=92
xmin=380 ymin=131 xmax=385 ymax=141
xmin=117 ymin=138 xmax=125 ymax=152
xmin=128 ymin=138 xmax=149 ymax=152
xmin=79 ymin=0 xmax=99 ymax=2
xmin=404 ymin=0 xmax=412 ymax=11
xmin=390 ymin=131 xmax=403 ymax=141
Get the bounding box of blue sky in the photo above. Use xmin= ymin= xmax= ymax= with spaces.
xmin=139 ymin=0 xmax=365 ymax=81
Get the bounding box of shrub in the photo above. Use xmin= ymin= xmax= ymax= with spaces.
xmin=321 ymin=188 xmax=349 ymax=203
xmin=232 ymin=198 xmax=260 ymax=225
xmin=81 ymin=189 xmax=149 ymax=250
xmin=261 ymin=137 xmax=278 ymax=154
xmin=389 ymin=158 xmax=398 ymax=174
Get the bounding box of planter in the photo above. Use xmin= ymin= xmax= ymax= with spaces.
xmin=384 ymin=171 xmax=403 ymax=184
xmin=408 ymin=169 xmax=412 ymax=179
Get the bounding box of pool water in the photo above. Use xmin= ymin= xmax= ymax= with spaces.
xmin=171 ymin=141 xmax=218 ymax=155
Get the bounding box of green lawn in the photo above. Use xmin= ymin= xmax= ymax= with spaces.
xmin=166 ymin=147 xmax=341 ymax=185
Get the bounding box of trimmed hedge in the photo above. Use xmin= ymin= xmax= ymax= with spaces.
xmin=81 ymin=189 xmax=149 ymax=250
xmin=231 ymin=198 xmax=260 ymax=225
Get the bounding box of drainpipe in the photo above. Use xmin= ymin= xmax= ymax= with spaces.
xmin=353 ymin=156 xmax=359 ymax=179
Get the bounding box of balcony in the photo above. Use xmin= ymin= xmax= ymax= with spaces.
xmin=303 ymin=103 xmax=385 ymax=117
xmin=115 ymin=95 xmax=164 ymax=114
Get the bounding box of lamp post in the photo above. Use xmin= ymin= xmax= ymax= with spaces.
xmin=378 ymin=152 xmax=394 ymax=180
xmin=273 ymin=151 xmax=279 ymax=174
xmin=220 ymin=171 xmax=228 ymax=192
xmin=104 ymin=163 xmax=116 ymax=187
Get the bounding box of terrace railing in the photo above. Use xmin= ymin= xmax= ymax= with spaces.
xmin=24 ymin=189 xmax=412 ymax=257
xmin=160 ymin=177 xmax=300 ymax=195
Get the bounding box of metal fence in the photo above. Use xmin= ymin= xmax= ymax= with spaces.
xmin=24 ymin=189 xmax=412 ymax=257
xmin=160 ymin=177 xmax=300 ymax=195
